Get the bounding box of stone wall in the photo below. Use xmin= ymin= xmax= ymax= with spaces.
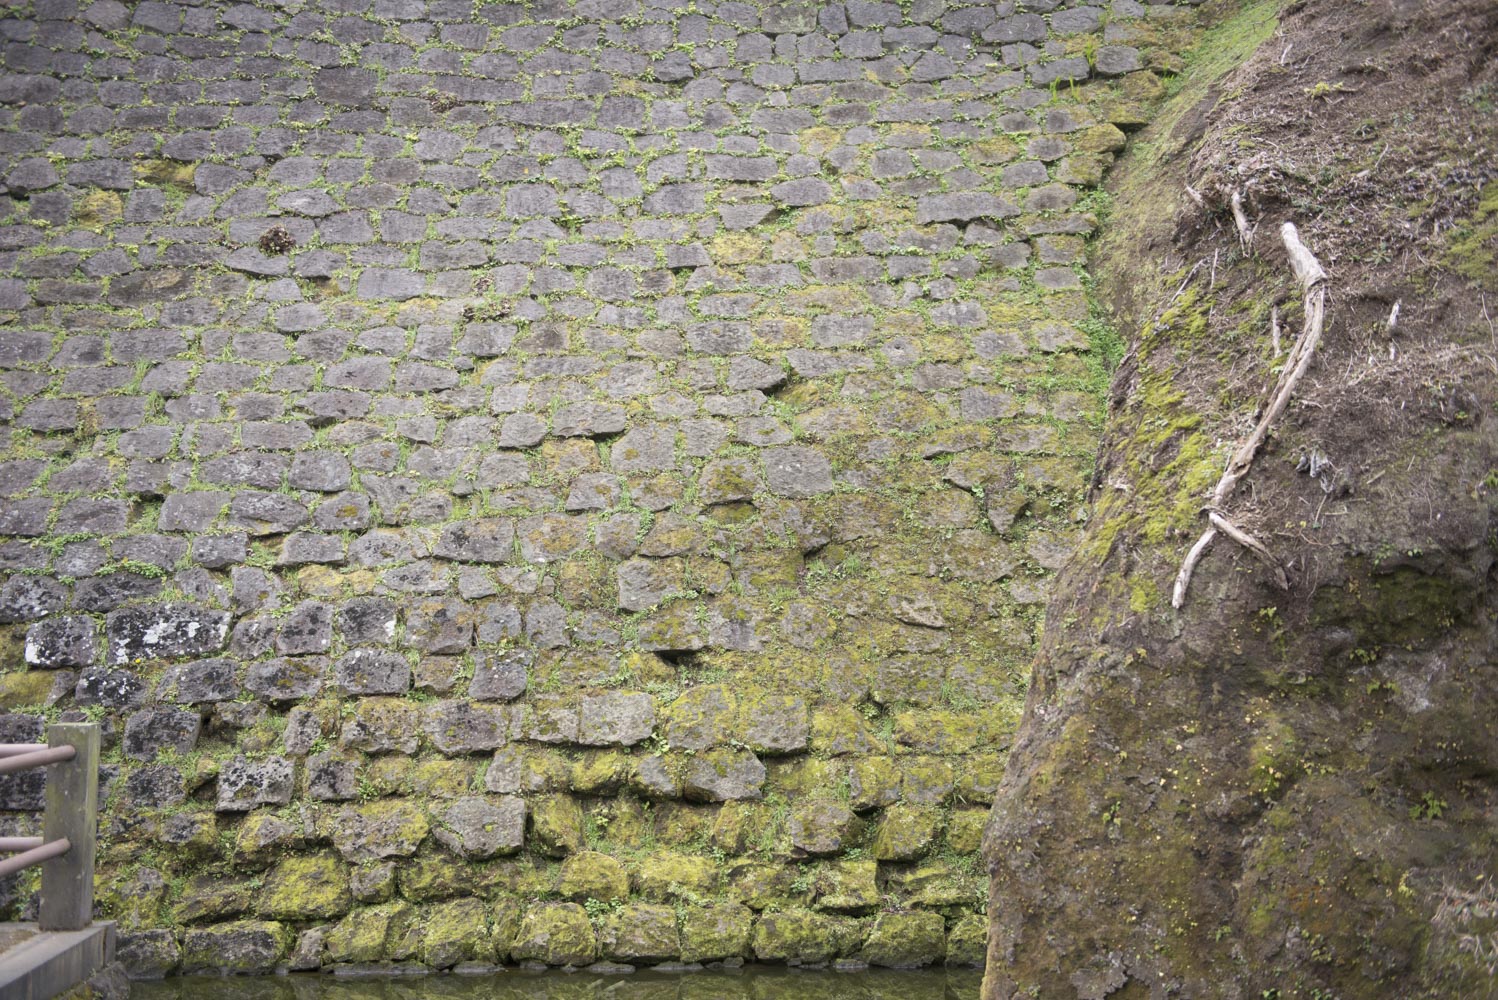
xmin=0 ymin=0 xmax=1192 ymax=976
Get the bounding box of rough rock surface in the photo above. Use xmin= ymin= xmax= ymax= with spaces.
xmin=983 ymin=0 xmax=1498 ymax=996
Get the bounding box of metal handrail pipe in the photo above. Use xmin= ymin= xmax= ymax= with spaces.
xmin=0 ymin=744 xmax=47 ymax=757
xmin=0 ymin=837 xmax=44 ymax=852
xmin=0 ymin=837 xmax=70 ymax=878
xmin=0 ymin=745 xmax=76 ymax=776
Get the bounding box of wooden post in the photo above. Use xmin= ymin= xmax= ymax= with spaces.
xmin=39 ymin=723 xmax=97 ymax=932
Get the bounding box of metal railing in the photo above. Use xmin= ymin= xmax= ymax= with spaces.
xmin=0 ymin=723 xmax=99 ymax=931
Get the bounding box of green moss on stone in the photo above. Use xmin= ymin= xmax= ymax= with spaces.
xmin=325 ymin=903 xmax=412 ymax=964
xmin=873 ymin=804 xmax=940 ymax=861
xmin=637 ymin=851 xmax=718 ymax=900
xmin=531 ymin=794 xmax=586 ymax=856
xmin=510 ymin=901 xmax=597 ymax=967
xmin=751 ymin=907 xmax=862 ymax=964
xmin=863 ymin=910 xmax=947 ymax=968
xmin=558 ymin=850 xmax=629 ymax=903
xmin=257 ymin=851 xmax=350 ymax=921
xmin=420 ymin=897 xmax=494 ymax=968
xmin=598 ymin=902 xmax=680 ymax=963
xmin=679 ymin=903 xmax=755 ymax=963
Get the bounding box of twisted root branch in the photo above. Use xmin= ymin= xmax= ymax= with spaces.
xmin=1172 ymin=222 xmax=1327 ymax=609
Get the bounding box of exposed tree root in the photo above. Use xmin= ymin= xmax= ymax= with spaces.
xmin=1172 ymin=222 xmax=1328 ymax=608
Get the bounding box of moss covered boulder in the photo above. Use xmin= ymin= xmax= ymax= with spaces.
xmin=598 ymin=902 xmax=680 ymax=963
xmin=872 ymin=804 xmax=939 ymax=861
xmin=751 ymin=907 xmax=862 ymax=964
xmin=945 ymin=914 xmax=988 ymax=967
xmin=815 ymin=859 xmax=880 ymax=914
xmin=788 ymin=799 xmax=855 ymax=856
xmin=232 ymin=811 xmax=302 ymax=869
xmin=257 ymin=851 xmax=350 ymax=921
xmin=636 ymin=851 xmax=719 ymax=900
xmin=489 ymin=896 xmax=523 ymax=963
xmin=510 ymin=901 xmax=597 ymax=967
xmin=558 ymin=851 xmax=629 ymax=903
xmin=180 ymin=920 xmax=290 ymax=974
xmin=530 ymin=793 xmax=585 ymax=856
xmin=116 ymin=929 xmax=180 ymax=979
xmin=862 ymin=910 xmax=946 ymax=968
xmin=419 ymin=898 xmax=494 ymax=968
xmin=324 ymin=902 xmax=413 ymax=964
xmin=173 ymin=875 xmax=251 ymax=925
xmin=433 ymin=794 xmax=526 ymax=859
xmin=331 ymin=799 xmax=430 ymax=861
xmin=679 ymin=903 xmax=754 ymax=963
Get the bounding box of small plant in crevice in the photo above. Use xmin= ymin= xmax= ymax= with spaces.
xmin=258 ymin=225 xmax=296 ymax=255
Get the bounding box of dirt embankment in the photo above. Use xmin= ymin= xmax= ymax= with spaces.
xmin=984 ymin=0 xmax=1498 ymax=996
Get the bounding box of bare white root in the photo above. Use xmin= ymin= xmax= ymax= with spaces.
xmin=1172 ymin=223 xmax=1328 ymax=608
xmin=1207 ymin=511 xmax=1290 ymax=590
xmin=1171 ymin=526 xmax=1218 ymax=610
xmin=1230 ymin=189 xmax=1253 ymax=252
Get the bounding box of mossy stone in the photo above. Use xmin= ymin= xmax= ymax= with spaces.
xmin=173 ymin=875 xmax=252 ymax=925
xmin=945 ymin=913 xmax=987 ymax=966
xmin=900 ymin=756 xmax=957 ymax=805
xmin=954 ymin=752 xmax=1005 ymax=802
xmin=728 ymin=860 xmax=806 ymax=910
xmin=862 ymin=910 xmax=946 ymax=968
xmin=873 ymin=804 xmax=940 ymax=861
xmin=411 ymin=759 xmax=475 ymax=797
xmin=789 ymin=799 xmax=855 ymax=856
xmin=751 ymin=907 xmax=863 ymax=964
xmin=738 ymin=689 xmax=809 ymax=754
xmin=0 ymin=670 xmax=54 ymax=709
xmin=99 ymin=869 xmax=168 ymax=931
xmin=946 ymin=809 xmax=987 ymax=854
xmin=339 ymin=697 xmax=420 ymax=754
xmin=889 ymin=862 xmax=978 ymax=908
xmin=654 ymin=800 xmax=713 ymax=844
xmin=663 ymin=683 xmax=736 ymax=750
xmin=325 ymin=903 xmax=412 ymax=964
xmin=365 ymin=755 xmax=412 ymax=795
xmin=810 ymin=706 xmax=879 ymax=755
xmin=636 ymin=851 xmax=718 ymax=900
xmin=569 ymin=750 xmax=626 ymax=794
xmin=816 ymin=859 xmax=880 ymax=914
xmin=233 ymin=811 xmax=301 ymax=869
xmin=420 ymin=898 xmax=494 ymax=969
xmin=849 ymin=757 xmax=902 ymax=811
xmin=766 ymin=756 xmax=842 ymax=799
xmin=157 ymin=811 xmax=219 ymax=861
xmin=710 ymin=800 xmax=769 ymax=854
xmin=332 ymin=798 xmax=430 ymax=861
xmin=257 ymin=850 xmax=351 ymax=920
xmin=76 ymin=190 xmax=122 ymax=229
xmin=397 ymin=854 xmax=485 ymax=902
xmin=510 ymin=902 xmax=597 ymax=967
xmin=599 ymin=902 xmax=680 ymax=963
xmin=558 ymin=850 xmax=629 ymax=903
xmin=894 ymin=712 xmax=979 ymax=756
xmin=531 ymin=793 xmax=585 ymax=856
xmin=490 ymin=896 xmax=523 ymax=963
xmin=180 ymin=920 xmax=291 ymax=974
xmin=679 ymin=903 xmax=755 ymax=963
xmin=350 ymin=862 xmax=396 ymax=903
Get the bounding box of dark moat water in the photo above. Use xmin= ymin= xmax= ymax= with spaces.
xmin=130 ymin=966 xmax=982 ymax=999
